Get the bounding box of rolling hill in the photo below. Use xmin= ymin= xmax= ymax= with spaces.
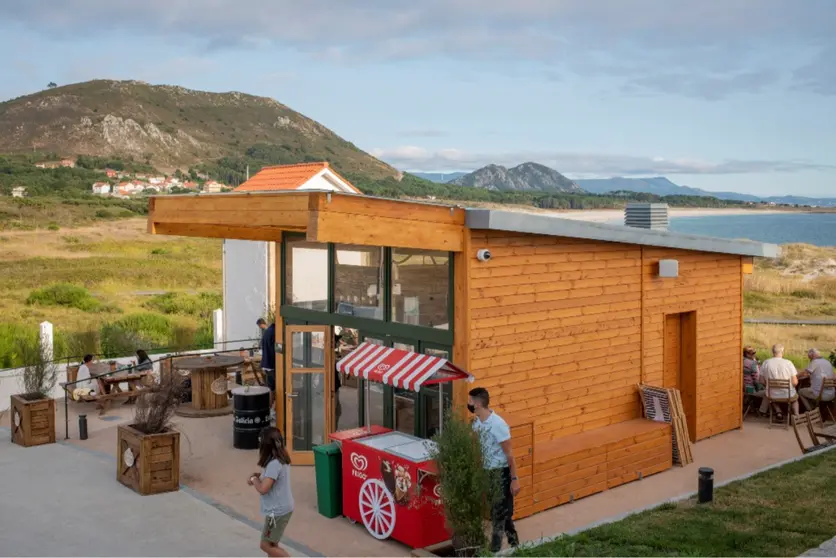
xmin=0 ymin=80 xmax=397 ymax=179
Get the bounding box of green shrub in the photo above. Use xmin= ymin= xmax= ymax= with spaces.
xmin=16 ymin=336 xmax=58 ymax=398
xmin=142 ymin=291 xmax=222 ymax=319
xmin=46 ymin=222 xmax=60 ymax=231
xmin=26 ymin=283 xmax=101 ymax=312
xmin=427 ymin=409 xmax=497 ymax=554
xmin=790 ymin=289 xmax=818 ymax=299
xmin=0 ymin=323 xmax=39 ymax=369
xmin=150 ymin=247 xmax=170 ymax=256
xmin=100 ymin=313 xmax=173 ymax=357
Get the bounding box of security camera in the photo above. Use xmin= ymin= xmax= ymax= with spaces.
xmin=476 ymin=249 xmax=492 ymax=262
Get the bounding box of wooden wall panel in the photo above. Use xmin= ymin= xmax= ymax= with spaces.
xmin=642 ymin=248 xmax=743 ymax=440
xmin=469 ymin=231 xmax=644 ymax=440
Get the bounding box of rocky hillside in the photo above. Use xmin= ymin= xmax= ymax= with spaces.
xmin=451 ymin=162 xmax=584 ymax=192
xmin=0 ymin=80 xmax=397 ymax=178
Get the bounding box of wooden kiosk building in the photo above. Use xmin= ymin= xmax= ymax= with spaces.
xmin=147 ymin=189 xmax=778 ymax=519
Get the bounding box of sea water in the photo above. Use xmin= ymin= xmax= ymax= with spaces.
xmin=668 ymin=213 xmax=836 ymax=246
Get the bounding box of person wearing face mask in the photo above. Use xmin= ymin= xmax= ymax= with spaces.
xmin=468 ymin=387 xmax=520 ymax=552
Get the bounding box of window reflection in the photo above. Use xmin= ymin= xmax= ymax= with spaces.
xmin=334 ymin=244 xmax=384 ymax=320
xmin=391 ymin=249 xmax=450 ymax=329
xmin=285 ymin=238 xmax=328 ymax=311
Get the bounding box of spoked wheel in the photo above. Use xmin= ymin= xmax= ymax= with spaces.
xmin=358 ymin=478 xmax=396 ymax=540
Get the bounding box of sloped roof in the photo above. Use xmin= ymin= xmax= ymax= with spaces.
xmin=233 ymin=162 xmax=361 ymax=193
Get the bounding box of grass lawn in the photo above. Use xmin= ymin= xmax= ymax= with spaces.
xmin=515 ymin=448 xmax=836 ymax=557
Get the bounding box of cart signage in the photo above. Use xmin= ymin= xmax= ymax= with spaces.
xmin=350 ymin=452 xmax=369 ymax=480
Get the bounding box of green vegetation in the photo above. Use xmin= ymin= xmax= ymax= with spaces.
xmin=142 ymin=292 xmax=222 ymax=319
xmin=515 ymin=449 xmax=836 ymax=557
xmin=0 ymin=195 xmax=147 ymax=231
xmin=0 ymin=220 xmax=222 ymax=367
xmin=26 ymin=283 xmax=106 ymax=312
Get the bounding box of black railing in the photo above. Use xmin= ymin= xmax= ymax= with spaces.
xmin=60 ymin=338 xmax=261 ymax=440
xmin=2 ymin=337 xmax=262 ymax=374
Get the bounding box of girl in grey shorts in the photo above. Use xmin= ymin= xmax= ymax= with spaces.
xmin=248 ymin=427 xmax=294 ymax=557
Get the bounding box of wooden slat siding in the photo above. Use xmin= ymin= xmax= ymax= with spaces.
xmin=514 ymin=420 xmax=671 ymax=519
xmin=307 ymin=192 xmax=466 ymax=252
xmin=511 ymin=423 xmax=535 ymax=518
xmin=453 ymin=229 xmax=473 ymax=412
xmin=469 ymin=230 xmax=643 ymax=441
xmin=642 ymin=247 xmax=743 ymax=441
xmin=663 ymin=314 xmax=681 ymax=389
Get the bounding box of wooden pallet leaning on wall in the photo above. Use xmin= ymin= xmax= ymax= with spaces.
xmin=637 ymin=384 xmax=693 ymax=466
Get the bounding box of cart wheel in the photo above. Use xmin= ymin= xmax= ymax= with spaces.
xmin=358 ymin=478 xmax=396 ymax=540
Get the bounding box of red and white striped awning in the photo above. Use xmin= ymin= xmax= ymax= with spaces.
xmin=336 ymin=342 xmax=473 ymax=392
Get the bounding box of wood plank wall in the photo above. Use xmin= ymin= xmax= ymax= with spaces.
xmin=468 ymin=231 xmax=743 ymax=444
xmin=469 ymin=231 xmax=644 ymax=442
xmin=642 ymin=248 xmax=743 ymax=440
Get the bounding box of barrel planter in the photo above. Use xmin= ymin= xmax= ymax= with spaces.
xmin=232 ymin=386 xmax=271 ymax=449
xmin=10 ymin=394 xmax=56 ymax=447
xmin=117 ymin=424 xmax=180 ymax=495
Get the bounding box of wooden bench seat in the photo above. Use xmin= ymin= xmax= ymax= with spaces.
xmin=515 ymin=419 xmax=672 ymax=519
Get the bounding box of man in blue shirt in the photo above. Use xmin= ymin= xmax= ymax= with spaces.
xmin=469 ymin=387 xmax=520 ymax=552
xmin=259 ymin=319 xmax=276 ymax=422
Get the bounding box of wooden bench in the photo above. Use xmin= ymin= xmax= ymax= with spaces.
xmin=62 ymin=365 xmax=152 ymax=415
xmin=515 ymin=419 xmax=672 ymax=519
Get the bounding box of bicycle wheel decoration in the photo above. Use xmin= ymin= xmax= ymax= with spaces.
xmin=358 ymin=478 xmax=396 ymax=540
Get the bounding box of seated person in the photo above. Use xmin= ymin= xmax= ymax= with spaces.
xmin=743 ymin=346 xmax=761 ymax=394
xmin=76 ymin=354 xmax=98 ymax=392
xmin=757 ymin=344 xmax=799 ymax=419
xmin=798 ymin=348 xmax=836 ymax=411
xmin=135 ymin=349 xmax=153 ymax=372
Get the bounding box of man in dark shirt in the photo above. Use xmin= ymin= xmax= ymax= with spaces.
xmin=259 ymin=320 xmax=276 ymax=421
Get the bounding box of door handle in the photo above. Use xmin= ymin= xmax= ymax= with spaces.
xmin=287 ymin=393 xmax=298 ymax=398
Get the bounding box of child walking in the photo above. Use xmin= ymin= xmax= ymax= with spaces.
xmin=248 ymin=427 xmax=294 ymax=557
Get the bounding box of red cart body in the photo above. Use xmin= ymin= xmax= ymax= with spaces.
xmin=339 ymin=431 xmax=448 ymax=549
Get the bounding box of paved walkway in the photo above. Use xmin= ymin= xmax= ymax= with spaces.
xmin=0 ymin=437 xmax=305 ymax=557
xmin=801 ymin=536 xmax=836 ymax=557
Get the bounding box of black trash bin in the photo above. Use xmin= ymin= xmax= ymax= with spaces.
xmin=232 ymin=386 xmax=271 ymax=449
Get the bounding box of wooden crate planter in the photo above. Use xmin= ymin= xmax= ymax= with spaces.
xmin=10 ymin=394 xmax=56 ymax=447
xmin=117 ymin=424 xmax=180 ymax=495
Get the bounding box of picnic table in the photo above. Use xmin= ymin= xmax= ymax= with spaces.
xmin=173 ymin=355 xmax=244 ymax=418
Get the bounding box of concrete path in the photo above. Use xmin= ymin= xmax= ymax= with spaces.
xmin=0 ymin=439 xmax=304 ymax=557
xmin=801 ymin=536 xmax=836 ymax=557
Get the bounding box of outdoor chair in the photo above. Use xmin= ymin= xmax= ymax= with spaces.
xmin=813 ymin=378 xmax=836 ymax=423
xmin=804 ymin=408 xmax=836 ymax=447
xmin=766 ymin=378 xmax=798 ymax=428
xmin=792 ymin=412 xmax=829 ymax=454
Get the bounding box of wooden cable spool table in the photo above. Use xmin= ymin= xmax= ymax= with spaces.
xmin=173 ymin=355 xmax=244 ymax=418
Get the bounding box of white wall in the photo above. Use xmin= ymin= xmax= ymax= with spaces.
xmin=223 ymin=239 xmax=269 ymax=351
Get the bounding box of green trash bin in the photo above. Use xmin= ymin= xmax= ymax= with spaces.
xmin=313 ymin=442 xmax=342 ymax=518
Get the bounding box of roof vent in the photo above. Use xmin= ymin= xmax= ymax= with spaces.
xmin=625 ymin=203 xmax=669 ymax=231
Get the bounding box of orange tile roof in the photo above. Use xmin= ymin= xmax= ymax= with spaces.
xmin=233 ymin=162 xmax=361 ymax=194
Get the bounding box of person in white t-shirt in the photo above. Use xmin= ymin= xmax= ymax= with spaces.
xmin=76 ymin=354 xmax=98 ymax=392
xmin=757 ymin=344 xmax=798 ymax=418
xmin=798 ymin=348 xmax=836 ymax=411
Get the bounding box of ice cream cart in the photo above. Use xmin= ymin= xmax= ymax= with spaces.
xmin=332 ymin=342 xmax=473 ymax=549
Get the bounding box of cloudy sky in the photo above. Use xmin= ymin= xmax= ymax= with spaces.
xmin=1 ymin=0 xmax=834 ymax=196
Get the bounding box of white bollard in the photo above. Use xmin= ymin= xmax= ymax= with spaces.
xmin=212 ymin=309 xmax=223 ymax=350
xmin=39 ymin=321 xmax=54 ymax=361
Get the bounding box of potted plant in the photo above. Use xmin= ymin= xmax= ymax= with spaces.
xmin=422 ymin=409 xmax=498 ymax=557
xmin=117 ymin=374 xmax=185 ymax=495
xmin=10 ymin=337 xmax=58 ymax=447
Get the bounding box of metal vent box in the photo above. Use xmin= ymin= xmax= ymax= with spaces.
xmin=659 ymin=259 xmax=679 ymax=278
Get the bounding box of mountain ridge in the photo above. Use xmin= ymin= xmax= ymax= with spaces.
xmin=450 ymin=162 xmax=583 ymax=192
xmin=0 ymin=79 xmax=397 ymax=179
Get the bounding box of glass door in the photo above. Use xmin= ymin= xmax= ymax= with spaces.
xmin=284 ymin=325 xmax=332 ymax=465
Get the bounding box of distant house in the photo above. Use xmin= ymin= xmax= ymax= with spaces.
xmin=91 ymin=182 xmax=111 ymax=195
xmin=149 ymin=176 xmax=165 ymax=185
xmin=203 ymin=180 xmax=225 ymax=193
xmin=181 ymin=181 xmax=199 ymax=190
xmin=233 ymin=161 xmax=361 ymax=194
xmin=11 ymin=186 xmax=27 ymax=198
xmin=105 ymin=168 xmax=118 ymax=178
